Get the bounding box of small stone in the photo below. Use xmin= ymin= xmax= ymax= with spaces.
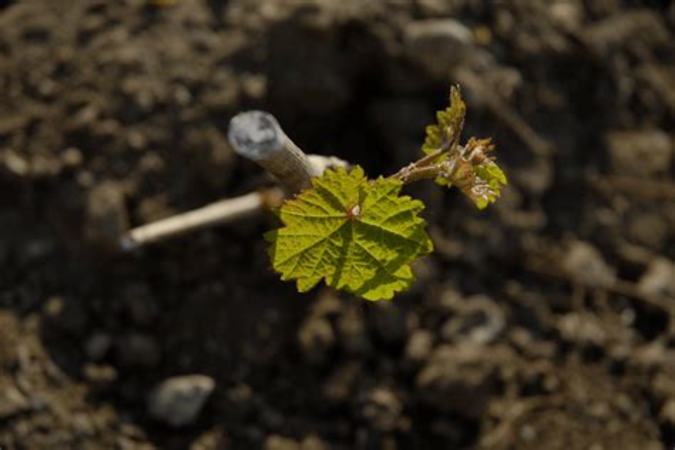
xmin=148 ymin=375 xmax=215 ymax=427
xmin=660 ymin=399 xmax=675 ymax=426
xmin=626 ymin=211 xmax=669 ymax=250
xmin=298 ymin=316 xmax=335 ymax=364
xmin=557 ymin=312 xmax=608 ymax=346
xmin=264 ymin=435 xmax=300 ymax=450
xmin=0 ymin=381 xmax=29 ymax=419
xmin=404 ymin=19 xmax=474 ymax=78
xmin=405 ymin=329 xmax=434 ymax=363
xmin=361 ymin=388 xmax=403 ymax=432
xmin=301 ymin=434 xmax=328 ymax=450
xmin=638 ymin=258 xmax=675 ymax=298
xmin=441 ymin=295 xmax=505 ymax=345
xmin=85 ymin=181 xmax=129 ymax=250
xmin=583 ymin=10 xmax=669 ymax=54
xmin=83 ymin=363 xmax=118 ymax=385
xmin=562 ymin=241 xmax=616 ymax=289
xmin=606 ymin=129 xmax=671 ymax=177
xmin=61 ymin=147 xmax=83 ymax=169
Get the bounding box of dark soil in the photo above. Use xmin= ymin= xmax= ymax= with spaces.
xmin=1 ymin=0 xmax=674 ymax=449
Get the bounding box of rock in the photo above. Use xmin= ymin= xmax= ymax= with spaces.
xmin=557 ymin=312 xmax=609 ymax=347
xmin=562 ymin=241 xmax=616 ymax=289
xmin=83 ymin=363 xmax=118 ymax=385
xmin=441 ymin=295 xmax=505 ymax=345
xmin=583 ymin=10 xmax=669 ymax=54
xmin=626 ymin=211 xmax=669 ymax=250
xmin=660 ymin=399 xmax=675 ymax=426
xmin=300 ymin=435 xmax=328 ymax=450
xmin=414 ymin=0 xmax=466 ymax=16
xmin=405 ymin=329 xmax=434 ymax=363
xmin=638 ymin=258 xmax=675 ymax=299
xmin=548 ymin=0 xmax=583 ymax=32
xmin=0 ymin=380 xmax=30 ymax=419
xmin=606 ymin=129 xmax=671 ymax=177
xmin=148 ymin=375 xmax=215 ymax=427
xmin=298 ymin=316 xmax=335 ymax=364
xmin=264 ymin=435 xmax=300 ymax=450
xmin=404 ymin=18 xmax=474 ymax=78
xmin=361 ymin=387 xmax=403 ymax=432
xmin=84 ymin=181 xmax=129 ymax=250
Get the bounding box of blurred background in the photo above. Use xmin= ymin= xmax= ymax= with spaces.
xmin=0 ymin=0 xmax=673 ymax=449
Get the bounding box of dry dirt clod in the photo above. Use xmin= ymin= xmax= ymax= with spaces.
xmin=264 ymin=435 xmax=300 ymax=450
xmin=360 ymin=387 xmax=403 ymax=432
xmin=298 ymin=316 xmax=335 ymax=364
xmin=606 ymin=129 xmax=672 ymax=177
xmin=405 ymin=329 xmax=434 ymax=364
xmin=562 ymin=240 xmax=616 ymax=289
xmin=148 ymin=375 xmax=215 ymax=427
xmin=441 ymin=295 xmax=505 ymax=345
xmin=84 ymin=180 xmax=130 ymax=250
xmin=0 ymin=380 xmax=30 ymax=419
xmin=638 ymin=258 xmax=675 ymax=299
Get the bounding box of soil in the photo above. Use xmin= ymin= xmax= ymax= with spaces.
xmin=0 ymin=0 xmax=674 ymax=449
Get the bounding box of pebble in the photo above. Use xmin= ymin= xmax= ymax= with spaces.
xmin=606 ymin=129 xmax=671 ymax=177
xmin=441 ymin=295 xmax=505 ymax=345
xmin=404 ymin=329 xmax=434 ymax=363
xmin=562 ymin=241 xmax=616 ymax=289
xmin=361 ymin=387 xmax=403 ymax=432
xmin=0 ymin=382 xmax=30 ymax=419
xmin=84 ymin=181 xmax=129 ymax=249
xmin=148 ymin=375 xmax=215 ymax=427
xmin=638 ymin=258 xmax=675 ymax=298
xmin=297 ymin=316 xmax=335 ymax=364
xmin=264 ymin=435 xmax=300 ymax=450
xmin=404 ymin=18 xmax=474 ymax=77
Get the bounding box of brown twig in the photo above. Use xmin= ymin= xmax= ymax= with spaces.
xmin=119 ymin=111 xmax=348 ymax=251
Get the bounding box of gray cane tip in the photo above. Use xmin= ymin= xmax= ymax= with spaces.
xmin=228 ymin=111 xmax=284 ymax=161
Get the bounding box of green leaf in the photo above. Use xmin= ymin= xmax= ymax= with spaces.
xmin=421 ymin=85 xmax=466 ymax=156
xmin=267 ymin=166 xmax=433 ymax=301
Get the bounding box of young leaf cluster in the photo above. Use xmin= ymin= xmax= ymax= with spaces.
xmin=267 ymin=86 xmax=507 ymax=301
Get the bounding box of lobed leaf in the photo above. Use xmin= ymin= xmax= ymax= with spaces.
xmin=266 ymin=167 xmax=433 ymax=301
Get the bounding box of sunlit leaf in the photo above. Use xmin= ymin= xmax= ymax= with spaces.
xmin=266 ymin=167 xmax=432 ymax=301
